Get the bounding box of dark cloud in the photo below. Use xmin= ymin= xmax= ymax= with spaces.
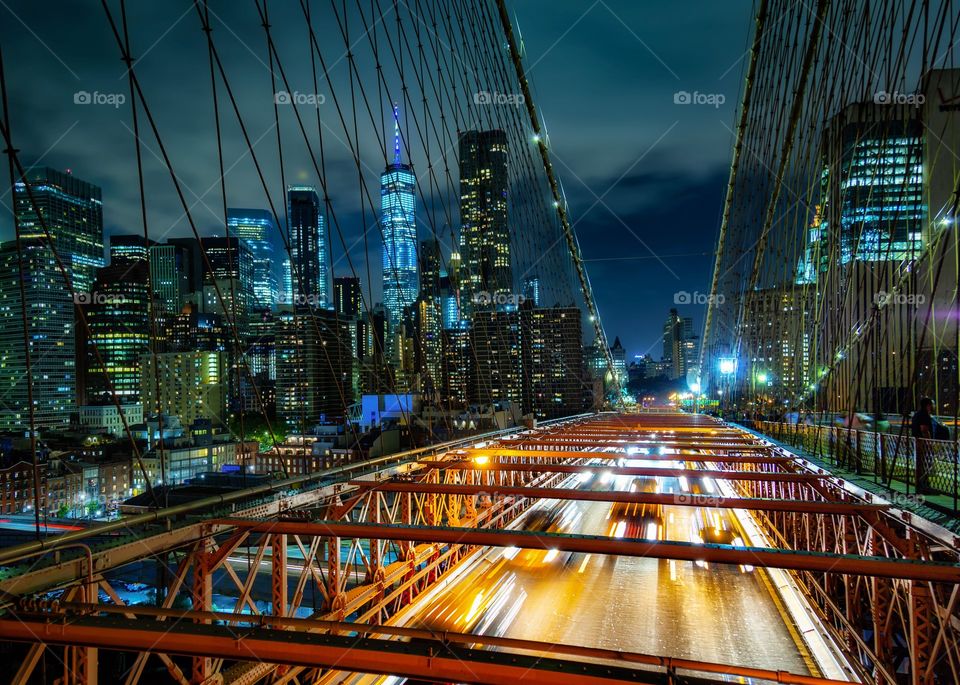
xmin=0 ymin=0 xmax=752 ymax=362
xmin=570 ymin=164 xmax=729 ymax=356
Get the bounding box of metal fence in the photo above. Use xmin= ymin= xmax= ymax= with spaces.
xmin=753 ymin=421 xmax=960 ymax=512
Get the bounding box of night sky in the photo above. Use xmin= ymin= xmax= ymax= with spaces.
xmin=0 ymin=1 xmax=752 ymax=359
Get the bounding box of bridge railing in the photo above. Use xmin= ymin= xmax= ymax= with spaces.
xmin=753 ymin=421 xmax=960 ymax=512
xmin=0 ymin=413 xmax=598 ymax=572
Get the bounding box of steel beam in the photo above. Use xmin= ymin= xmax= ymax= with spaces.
xmin=461 ymin=448 xmax=784 ymax=463
xmin=349 ymin=481 xmax=884 ymax=515
xmin=0 ymin=612 xmax=854 ymax=685
xmin=492 ymin=440 xmax=769 ymax=451
xmin=212 ymin=519 xmax=960 ymax=581
xmin=0 ymin=619 xmax=654 ymax=685
xmin=431 ymin=462 xmax=825 ymax=482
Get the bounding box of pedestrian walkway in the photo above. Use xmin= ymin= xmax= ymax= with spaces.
xmin=737 ymin=422 xmax=960 ymax=535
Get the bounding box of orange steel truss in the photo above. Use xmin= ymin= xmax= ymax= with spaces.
xmin=1 ymin=412 xmax=960 ymax=685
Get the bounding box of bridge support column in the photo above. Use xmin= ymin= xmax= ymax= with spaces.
xmin=326 ymin=536 xmax=342 ymax=615
xmin=872 ymin=575 xmax=894 ymax=682
xmin=271 ymin=533 xmax=287 ymax=618
xmin=910 ymin=581 xmax=935 ymax=685
xmin=63 ymin=576 xmax=98 ymax=684
xmin=190 ymin=536 xmax=213 ymax=684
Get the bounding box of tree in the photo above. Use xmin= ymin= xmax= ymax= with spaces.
xmin=56 ymin=503 xmax=70 ymax=519
xmin=229 ymin=412 xmax=287 ymax=451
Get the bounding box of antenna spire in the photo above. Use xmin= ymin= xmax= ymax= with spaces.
xmin=393 ymin=103 xmax=401 ymax=166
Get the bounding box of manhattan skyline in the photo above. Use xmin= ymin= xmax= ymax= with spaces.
xmin=0 ymin=2 xmax=752 ymax=356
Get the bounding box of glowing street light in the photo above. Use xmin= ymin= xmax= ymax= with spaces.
xmin=718 ymin=357 xmax=736 ymax=375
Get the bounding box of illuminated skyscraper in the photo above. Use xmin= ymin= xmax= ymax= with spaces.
xmin=149 ymin=244 xmax=188 ymax=316
xmin=334 ymin=276 xmax=362 ymax=319
xmin=381 ymin=106 xmax=419 ymax=326
xmin=276 ymin=307 xmax=353 ymax=429
xmin=458 ymin=130 xmax=510 ymax=314
xmin=609 ymin=336 xmax=628 ymax=385
xmin=288 ymin=186 xmax=330 ymax=307
xmin=439 ymin=273 xmax=469 ymax=407
xmin=141 ymin=351 xmax=228 ymax=428
xmin=415 ymin=240 xmax=444 ymax=394
xmin=82 ymin=262 xmax=151 ymax=403
xmin=469 ymin=310 xmax=522 ymax=407
xmin=0 ymin=241 xmax=76 ymax=430
xmin=334 ymin=276 xmax=363 ymax=397
xmin=200 ymin=237 xmax=254 ymax=338
xmin=662 ymin=308 xmax=695 ymax=381
xmin=166 ymin=303 xmax=227 ymax=353
xmin=519 ymin=305 xmax=586 ymax=419
xmin=13 ymin=167 xmax=104 ymax=294
xmin=797 ymin=102 xmax=925 ymax=282
xmin=227 ymin=208 xmax=280 ymax=309
xmin=109 ymin=234 xmax=155 ymax=267
xmin=414 ymin=296 xmax=443 ymax=393
xmin=521 ymin=276 xmax=541 ymax=307
xmin=442 ymin=324 xmax=471 ymax=408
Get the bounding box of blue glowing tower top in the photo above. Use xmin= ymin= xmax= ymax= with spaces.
xmin=381 ymin=104 xmax=419 ymax=326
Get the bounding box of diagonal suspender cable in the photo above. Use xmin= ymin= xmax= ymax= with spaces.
xmin=493 ymin=0 xmax=623 ymax=405
xmin=735 ymin=0 xmax=830 ymax=362
xmin=700 ymin=0 xmax=770 ymax=381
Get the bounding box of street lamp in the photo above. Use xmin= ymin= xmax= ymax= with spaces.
xmin=718 ymin=357 xmax=737 ymax=375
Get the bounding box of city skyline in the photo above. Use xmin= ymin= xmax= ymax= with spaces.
xmin=0 ymin=3 xmax=754 ymax=355
xmin=2 ymin=5 xmax=960 ymax=685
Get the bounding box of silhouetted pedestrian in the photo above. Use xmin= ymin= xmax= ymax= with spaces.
xmin=911 ymin=397 xmax=934 ymax=494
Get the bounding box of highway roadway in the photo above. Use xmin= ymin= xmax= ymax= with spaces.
xmin=328 ymin=463 xmax=816 ymax=684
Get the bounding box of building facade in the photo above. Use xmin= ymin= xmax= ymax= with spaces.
xmin=287 ymin=186 xmax=330 ymax=308
xmin=0 ymin=241 xmax=76 ymax=430
xmin=81 ymin=262 xmax=151 ymax=403
xmin=14 ymin=167 xmax=104 ymax=294
xmin=227 ymin=208 xmax=280 ymax=309
xmin=458 ymin=130 xmax=511 ymax=314
xmin=275 ymin=308 xmax=353 ymax=429
xmin=141 ymin=351 xmax=229 ymax=428
xmin=520 ymin=306 xmax=585 ymax=419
